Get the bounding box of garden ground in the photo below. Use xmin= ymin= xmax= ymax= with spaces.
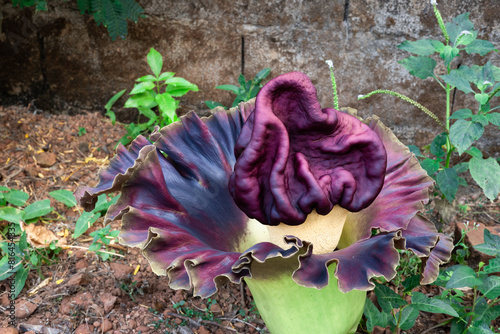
xmin=0 ymin=105 xmax=499 ymax=334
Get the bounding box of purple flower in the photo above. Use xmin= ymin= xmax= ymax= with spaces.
xmin=76 ymin=72 xmax=452 ymax=333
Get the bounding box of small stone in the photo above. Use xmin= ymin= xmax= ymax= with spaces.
xmin=100 ymin=292 xmax=117 ymax=313
xmin=35 ymin=152 xmax=57 ymax=167
xmin=66 ymin=272 xmax=91 ymax=286
xmin=210 ymin=302 xmax=222 ymax=313
xmin=74 ymin=324 xmax=92 ymax=334
xmin=1 ymin=293 xmax=9 ymax=306
xmin=0 ymin=328 xmax=19 ymax=334
xmin=127 ymin=320 xmax=136 ymax=329
xmin=75 ymin=259 xmax=88 ymax=270
xmin=15 ymin=299 xmax=38 ymax=318
xmin=101 ymin=319 xmax=113 ymax=332
xmin=109 ymin=263 xmax=133 ymax=280
xmin=197 ymin=326 xmax=210 ymax=334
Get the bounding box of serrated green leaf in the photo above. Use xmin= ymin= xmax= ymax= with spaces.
xmin=475 ymin=93 xmax=489 ymax=106
xmin=363 ymin=298 xmax=384 ymax=332
xmin=442 ymin=70 xmax=475 ymax=94
xmin=0 ymin=207 xmax=25 ymax=224
xmin=449 ymin=108 xmax=472 ymax=120
xmin=421 ymin=158 xmax=440 ymax=176
xmin=487 ymin=113 xmax=500 ymax=126
xmin=399 ymin=56 xmax=437 ymax=79
xmin=374 ymin=284 xmax=407 ymax=313
xmin=436 ymin=168 xmax=459 ymax=203
xmin=479 ymin=276 xmax=500 ymax=299
xmin=73 ymin=211 xmax=101 ymax=238
xmin=430 ymin=132 xmax=447 ymax=157
xmin=49 ymin=189 xmax=77 ymax=208
xmin=446 ymin=13 xmax=474 ymax=46
xmin=471 ymin=114 xmax=489 ymax=126
xmin=5 ymin=190 xmax=29 ymax=207
xmin=23 ymin=199 xmax=53 ymax=221
xmin=446 ymin=265 xmax=483 ymax=289
xmin=449 ymin=120 xmax=484 ymax=155
xmin=13 ymin=265 xmax=29 ymax=298
xmin=398 ymin=39 xmax=439 ymax=56
xmin=466 ymin=39 xmax=497 ymax=56
xmin=469 ymin=157 xmax=500 ymax=202
xmin=440 ymin=45 xmax=460 ymax=67
xmin=147 ymin=48 xmax=163 ymax=77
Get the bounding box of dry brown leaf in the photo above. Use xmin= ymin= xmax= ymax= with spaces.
xmin=21 ymin=222 xmax=67 ymax=248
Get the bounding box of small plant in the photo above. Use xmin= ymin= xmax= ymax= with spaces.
xmin=362 ymin=229 xmax=500 ymax=333
xmin=358 ymin=2 xmax=500 ymax=206
xmin=205 ymin=68 xmax=271 ymax=109
xmin=78 ymin=126 xmax=87 ymax=136
xmin=0 ymin=187 xmax=75 ymax=298
xmin=106 ymin=47 xmax=199 ymax=146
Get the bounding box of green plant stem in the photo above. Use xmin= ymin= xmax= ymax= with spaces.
xmin=358 ymin=90 xmax=447 ymax=132
xmin=486 ymin=86 xmax=500 ymax=104
xmin=329 ymin=67 xmax=340 ymax=110
xmin=444 ymin=83 xmax=453 ymax=168
xmin=465 ymin=286 xmax=479 ymax=330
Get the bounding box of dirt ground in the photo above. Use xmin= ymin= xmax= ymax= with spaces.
xmin=0 ymin=105 xmax=499 ymax=334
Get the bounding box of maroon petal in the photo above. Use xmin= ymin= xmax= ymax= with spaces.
xmin=229 ymin=72 xmax=387 ymax=226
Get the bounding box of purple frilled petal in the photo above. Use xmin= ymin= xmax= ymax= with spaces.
xmin=290 ymin=113 xmax=452 ymax=292
xmin=229 ymin=72 xmax=387 ymax=226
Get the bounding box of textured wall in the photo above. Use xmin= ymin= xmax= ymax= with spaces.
xmin=1 ymin=0 xmax=499 ymax=154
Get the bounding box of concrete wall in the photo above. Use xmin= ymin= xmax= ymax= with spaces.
xmin=1 ymin=0 xmax=499 ymax=154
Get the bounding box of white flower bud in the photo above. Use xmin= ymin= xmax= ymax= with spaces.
xmin=325 ymin=60 xmax=334 ymax=68
xmin=430 ymin=0 xmax=437 ymax=5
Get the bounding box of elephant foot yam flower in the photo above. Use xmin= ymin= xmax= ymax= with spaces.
xmin=76 ymin=72 xmax=453 ymax=334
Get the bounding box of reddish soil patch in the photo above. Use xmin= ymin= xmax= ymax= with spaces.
xmin=0 ymin=105 xmax=499 ymax=333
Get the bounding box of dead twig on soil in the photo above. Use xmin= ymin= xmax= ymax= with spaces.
xmin=166 ymin=312 xmax=237 ymax=332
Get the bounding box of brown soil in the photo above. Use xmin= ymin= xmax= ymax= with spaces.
xmin=0 ymin=105 xmax=499 ymax=334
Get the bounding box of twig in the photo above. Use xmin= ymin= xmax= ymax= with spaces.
xmin=166 ymin=312 xmax=237 ymax=332
xmin=420 ymin=317 xmax=453 ymax=334
xmin=63 ymin=245 xmax=125 ymax=257
xmin=220 ymin=317 xmax=265 ymax=332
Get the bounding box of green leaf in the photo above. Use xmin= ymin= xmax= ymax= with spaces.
xmin=205 ymin=101 xmax=226 ymax=110
xmin=440 ymin=45 xmax=460 ymax=67
xmin=158 ymin=72 xmax=175 ymax=81
xmin=155 ymin=93 xmax=176 ymax=120
xmin=105 ymin=109 xmax=116 ymax=125
xmin=479 ymin=276 xmax=500 ymax=299
xmin=121 ymin=0 xmax=144 ymax=22
xmin=449 ymin=120 xmax=484 ymax=155
xmin=402 ymin=274 xmax=421 ymax=293
xmin=487 ymin=113 xmax=500 ymax=126
xmin=471 ymin=114 xmax=489 ymax=126
xmin=5 ymin=190 xmax=29 ymax=206
xmin=484 ymin=229 xmax=500 ymax=248
xmin=475 ymin=93 xmax=489 ymax=106
xmin=475 ymin=243 xmax=499 ymax=257
xmin=73 ymin=211 xmax=101 ymax=238
xmin=19 ymin=231 xmax=27 ymax=252
xmin=0 ymin=207 xmax=25 ymax=224
xmin=130 ymin=81 xmax=155 ymax=95
xmin=483 ymin=258 xmax=500 ymax=274
xmin=23 ymin=199 xmax=53 ymax=221
xmin=105 ymin=89 xmax=126 ymax=111
xmin=137 ymin=107 xmax=157 ymax=121
xmin=446 ymin=265 xmax=483 ymax=289
xmin=466 ymin=39 xmax=497 ymax=56
xmin=253 ymin=68 xmax=271 ymax=84
xmin=442 ymin=69 xmax=475 ymax=94
xmin=399 ymin=56 xmax=437 ymax=80
xmin=430 ymin=132 xmax=447 ymax=157
xmin=398 ymin=306 xmax=420 ymax=330
xmin=0 ymin=255 xmax=17 ymax=281
xmin=13 ymin=265 xmax=29 ymax=298
xmin=398 ymin=39 xmax=439 ymax=56
xmin=147 ymin=48 xmax=163 ymax=77
xmin=215 ymin=84 xmax=240 ymax=95
xmin=124 ymin=91 xmax=157 ymax=109
xmin=94 ymin=194 xmax=120 ymax=214
xmin=446 ymin=13 xmax=474 ymax=46
xmin=103 ymin=0 xmax=127 ymax=41
xmin=29 ymin=252 xmax=39 ymax=266
xmin=436 ymin=168 xmax=459 ymax=203
xmin=469 ymin=157 xmax=500 ymax=202
xmin=410 ymin=292 xmax=459 ymax=317
xmin=466 ymin=147 xmax=483 ymax=159
xmin=449 ymin=108 xmax=473 ymax=120
xmin=408 ymin=145 xmax=425 ymax=158
xmin=49 ymin=189 xmax=77 ymax=208
xmin=453 ymin=162 xmax=469 ymax=173
xmin=420 ymin=158 xmax=440 ymax=176
xmin=374 ymin=284 xmax=407 ymax=313
xmin=164 ymin=77 xmax=199 ymax=91
xmin=468 ymin=323 xmax=495 ymax=334
xmin=136 ymin=74 xmax=157 ymax=82
xmin=363 ymin=298 xmax=387 ymax=332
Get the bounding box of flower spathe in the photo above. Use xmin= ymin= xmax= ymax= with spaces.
xmin=76 ymin=72 xmax=453 ymax=333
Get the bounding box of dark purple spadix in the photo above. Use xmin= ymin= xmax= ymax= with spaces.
xmin=229 ymin=72 xmax=387 ymax=226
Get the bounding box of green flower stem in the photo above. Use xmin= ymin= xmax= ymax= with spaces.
xmin=487 ymin=86 xmax=500 ymax=104
xmin=326 ymin=61 xmax=340 ymax=110
xmin=433 ymin=3 xmax=449 ymax=45
xmin=445 ymin=83 xmax=452 ymax=168
xmin=358 ymin=90 xmax=448 ymax=132
xmin=245 ymin=263 xmax=366 ymax=334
